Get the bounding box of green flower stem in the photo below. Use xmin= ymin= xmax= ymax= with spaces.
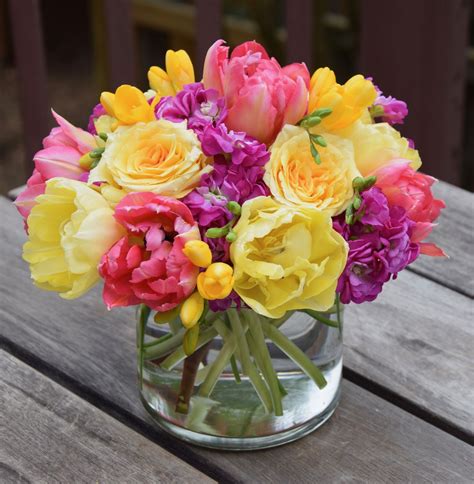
xmin=228 ymin=309 xmax=273 ymax=413
xmin=137 ymin=304 xmax=151 ymax=388
xmin=168 ymin=317 xmax=182 ymax=334
xmin=195 ymin=364 xmax=211 ymax=386
xmin=336 ymin=295 xmax=343 ymax=334
xmin=144 ymin=332 xmax=173 ymax=348
xmin=302 ymin=309 xmax=338 ymax=328
xmin=229 ymin=355 xmax=241 ymax=383
xmin=160 ymin=327 xmax=218 ymax=371
xmin=246 ymin=311 xmax=283 ymax=416
xmin=143 ymin=329 xmax=185 ymax=360
xmin=198 ymin=339 xmax=236 ymax=397
xmin=261 ymin=320 xmax=327 ymax=389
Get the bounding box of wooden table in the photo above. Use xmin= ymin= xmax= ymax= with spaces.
xmin=1 ymin=182 xmax=473 ymax=483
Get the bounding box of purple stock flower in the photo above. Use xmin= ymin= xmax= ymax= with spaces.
xmin=200 ymin=124 xmax=270 ymax=204
xmin=209 ymin=291 xmax=243 ymax=312
xmin=155 ymin=82 xmax=226 ymax=134
xmin=335 ymin=187 xmax=419 ymax=304
xmin=87 ymin=103 xmax=107 ymax=134
xmin=367 ymin=79 xmax=408 ymax=126
xmin=183 ymin=124 xmax=270 ymax=266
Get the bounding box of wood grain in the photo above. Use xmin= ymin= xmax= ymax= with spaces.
xmin=0 ymin=196 xmax=472 ymax=482
xmin=409 ymin=181 xmax=474 ymax=297
xmin=0 ymin=350 xmax=213 ymax=484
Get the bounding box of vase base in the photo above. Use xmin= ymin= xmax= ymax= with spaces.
xmin=140 ymin=382 xmax=341 ymax=451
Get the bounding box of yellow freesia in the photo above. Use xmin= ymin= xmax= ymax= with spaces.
xmin=182 ymin=240 xmax=212 ymax=268
xmin=23 ymin=178 xmax=124 ymax=299
xmin=100 ymin=85 xmax=157 ymax=127
xmin=197 ymin=263 xmax=234 ymax=300
xmin=180 ymin=292 xmax=204 ymax=328
xmin=148 ymin=49 xmax=195 ymax=96
xmin=264 ymin=125 xmax=359 ymax=215
xmin=230 ymin=197 xmax=348 ymax=319
xmin=309 ymin=67 xmax=377 ymax=131
xmin=339 ymin=120 xmax=421 ymax=176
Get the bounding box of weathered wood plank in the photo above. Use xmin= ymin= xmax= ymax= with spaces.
xmin=409 ymin=181 xmax=474 ymax=297
xmin=0 ymin=196 xmax=472 ymax=481
xmin=0 ymin=350 xmax=213 ymax=483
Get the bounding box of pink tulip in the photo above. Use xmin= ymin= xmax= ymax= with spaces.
xmin=374 ymin=160 xmax=446 ymax=256
xmin=15 ymin=110 xmax=94 ymax=222
xmin=203 ymin=40 xmax=310 ymax=145
xmin=99 ymin=193 xmax=201 ymax=311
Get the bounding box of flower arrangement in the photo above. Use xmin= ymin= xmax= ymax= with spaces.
xmin=16 ymin=40 xmax=445 ymax=431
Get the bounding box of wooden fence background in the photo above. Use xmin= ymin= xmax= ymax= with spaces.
xmin=6 ymin=0 xmax=472 ymax=187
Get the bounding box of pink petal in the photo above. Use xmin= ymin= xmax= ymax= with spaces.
xmin=14 ymin=182 xmax=45 ymax=220
xmin=281 ymin=75 xmax=309 ymax=127
xmin=231 ymin=41 xmax=270 ymax=60
xmin=282 ymin=62 xmax=310 ymax=87
xmin=226 ymin=83 xmax=277 ymax=144
xmin=202 ymin=39 xmax=228 ymax=94
xmin=34 ymin=146 xmax=85 ymax=180
xmin=51 ymin=110 xmax=96 ymax=154
xmin=420 ymin=243 xmax=447 ymax=257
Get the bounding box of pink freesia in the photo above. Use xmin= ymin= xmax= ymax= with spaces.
xmin=15 ymin=110 xmax=95 ymax=222
xmin=374 ymin=160 xmax=447 ymax=256
xmin=203 ymin=39 xmax=310 ymax=145
xmin=99 ymin=193 xmax=201 ymax=311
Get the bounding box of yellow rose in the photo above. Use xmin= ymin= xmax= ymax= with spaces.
xmin=23 ymin=178 xmax=124 ymax=299
xmin=230 ymin=197 xmax=348 ymax=318
xmin=340 ymin=120 xmax=421 ymax=176
xmin=89 ymin=119 xmax=212 ymax=198
xmin=309 ymin=67 xmax=377 ymax=131
xmin=264 ymin=125 xmax=359 ymax=215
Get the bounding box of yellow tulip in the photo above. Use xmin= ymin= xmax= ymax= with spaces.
xmin=197 ymin=263 xmax=234 ymax=300
xmin=180 ymin=292 xmax=204 ymax=328
xmin=148 ymin=49 xmax=195 ymax=96
xmin=23 ymin=178 xmax=125 ymax=299
xmin=230 ymin=197 xmax=348 ymax=319
xmin=182 ymin=240 xmax=212 ymax=268
xmin=309 ymin=67 xmax=377 ymax=132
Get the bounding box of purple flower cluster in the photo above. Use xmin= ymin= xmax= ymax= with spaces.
xmin=155 ymin=82 xmax=226 ymax=134
xmin=87 ymin=103 xmax=107 ymax=134
xmin=373 ymin=94 xmax=408 ymax=125
xmin=334 ymin=187 xmax=419 ymax=304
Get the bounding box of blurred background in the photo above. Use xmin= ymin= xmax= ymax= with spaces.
xmin=0 ymin=0 xmax=472 ymax=196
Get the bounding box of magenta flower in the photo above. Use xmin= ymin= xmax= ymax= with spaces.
xmin=369 ymin=82 xmax=408 ymax=125
xmin=155 ymin=82 xmax=226 ymax=134
xmin=334 ymin=187 xmax=419 ymax=304
xmin=87 ymin=103 xmax=107 ymax=134
xmin=182 ymin=124 xmax=270 ymax=263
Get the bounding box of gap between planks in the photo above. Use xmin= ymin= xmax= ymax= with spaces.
xmin=0 ymin=338 xmax=237 ymax=484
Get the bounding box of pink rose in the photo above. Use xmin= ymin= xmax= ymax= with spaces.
xmin=374 ymin=160 xmax=446 ymax=256
xmin=203 ymin=40 xmax=309 ymax=145
xmin=99 ymin=193 xmax=200 ymax=311
xmin=15 ymin=110 xmax=93 ymax=222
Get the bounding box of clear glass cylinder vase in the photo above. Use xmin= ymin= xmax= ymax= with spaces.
xmin=137 ymin=305 xmax=343 ymax=450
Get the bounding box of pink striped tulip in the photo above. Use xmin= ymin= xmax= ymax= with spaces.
xmin=203 ymin=40 xmax=310 ymax=145
xmin=15 ymin=110 xmax=95 ymax=222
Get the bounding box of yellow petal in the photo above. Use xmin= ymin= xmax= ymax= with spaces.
xmin=148 ymin=66 xmax=175 ymax=96
xmin=166 ymin=49 xmax=195 ymax=92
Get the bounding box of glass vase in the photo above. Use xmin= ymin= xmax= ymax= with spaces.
xmin=137 ymin=304 xmax=343 ymax=450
